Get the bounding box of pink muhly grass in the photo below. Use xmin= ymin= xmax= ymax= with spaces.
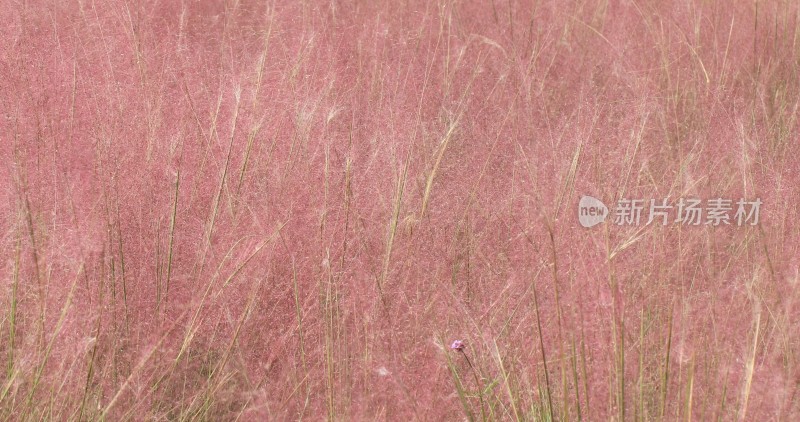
xmin=0 ymin=0 xmax=798 ymax=420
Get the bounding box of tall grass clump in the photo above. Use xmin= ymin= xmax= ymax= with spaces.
xmin=0 ymin=0 xmax=798 ymax=420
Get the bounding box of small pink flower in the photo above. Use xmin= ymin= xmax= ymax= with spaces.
xmin=450 ymin=340 xmax=465 ymax=351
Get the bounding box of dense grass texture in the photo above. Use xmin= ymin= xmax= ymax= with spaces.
xmin=1 ymin=0 xmax=800 ymax=420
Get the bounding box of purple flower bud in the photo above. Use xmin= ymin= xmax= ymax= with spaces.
xmin=450 ymin=340 xmax=465 ymax=351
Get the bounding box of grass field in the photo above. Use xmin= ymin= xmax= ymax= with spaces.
xmin=1 ymin=0 xmax=799 ymax=420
